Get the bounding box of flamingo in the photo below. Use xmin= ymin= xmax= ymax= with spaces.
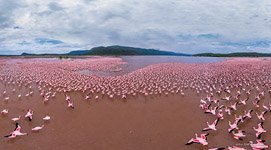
xmin=24 ymin=109 xmax=34 ymax=121
xmin=262 ymin=104 xmax=269 ymax=111
xmin=256 ymin=111 xmax=267 ymax=121
xmin=239 ymin=97 xmax=249 ymax=105
xmin=234 ymin=114 xmax=243 ymax=123
xmin=1 ymin=109 xmax=8 ymax=115
xmin=200 ymin=98 xmax=207 ymax=104
xmin=208 ymin=148 xmax=225 ymax=150
xmin=32 ymin=125 xmax=44 ymax=131
xmin=228 ymin=119 xmax=241 ymax=133
xmin=200 ymin=103 xmax=211 ymax=110
xmin=249 ymin=139 xmax=268 ymax=150
xmin=246 ymin=89 xmax=251 ymax=95
xmin=243 ymin=109 xmax=253 ymax=120
xmin=232 ymin=130 xmax=246 ymax=140
xmin=85 ymin=95 xmax=91 ymax=100
xmin=222 ymin=95 xmax=231 ymax=101
xmin=211 ymin=146 xmax=246 ymax=150
xmin=253 ymin=122 xmax=266 ymax=139
xmin=227 ymin=146 xmax=246 ymax=150
xmin=259 ymin=91 xmax=264 ymax=97
xmin=44 ymin=97 xmax=49 ymax=103
xmin=205 ymin=106 xmax=218 ymax=115
xmin=43 ymin=115 xmax=51 ymax=121
xmin=225 ymin=107 xmax=231 ymax=115
xmin=11 ymin=116 xmax=21 ymax=122
xmin=217 ymin=110 xmax=224 ymax=120
xmin=65 ymin=95 xmax=70 ymax=101
xmin=229 ymin=102 xmax=238 ymax=111
xmin=186 ymin=133 xmax=209 ymax=146
xmin=67 ymin=100 xmax=74 ymax=109
xmin=4 ymin=123 xmax=27 ymax=138
xmin=202 ymin=118 xmax=220 ymax=131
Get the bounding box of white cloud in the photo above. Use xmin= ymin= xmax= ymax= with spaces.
xmin=0 ymin=0 xmax=271 ymax=54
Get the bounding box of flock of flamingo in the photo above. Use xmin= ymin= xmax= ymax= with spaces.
xmin=1 ymin=106 xmax=49 ymax=139
xmin=0 ymin=57 xmax=271 ymax=149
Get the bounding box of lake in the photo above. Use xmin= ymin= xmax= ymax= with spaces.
xmin=79 ymin=56 xmax=225 ymax=76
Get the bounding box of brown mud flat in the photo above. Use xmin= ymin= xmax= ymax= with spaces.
xmin=1 ymin=88 xmax=270 ymax=150
xmin=0 ymin=89 xmax=206 ymax=150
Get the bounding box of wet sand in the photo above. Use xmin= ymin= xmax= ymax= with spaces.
xmin=0 ymin=56 xmax=271 ymax=150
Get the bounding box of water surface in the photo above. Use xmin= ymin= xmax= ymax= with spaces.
xmin=114 ymin=56 xmax=225 ymax=76
xmin=79 ymin=56 xmax=225 ymax=77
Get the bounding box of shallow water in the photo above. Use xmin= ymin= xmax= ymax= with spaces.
xmin=119 ymin=56 xmax=225 ymax=75
xmin=79 ymin=56 xmax=225 ymax=76
xmin=122 ymin=56 xmax=224 ymax=64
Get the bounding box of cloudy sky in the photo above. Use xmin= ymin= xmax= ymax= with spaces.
xmin=1 ymin=0 xmax=271 ymax=55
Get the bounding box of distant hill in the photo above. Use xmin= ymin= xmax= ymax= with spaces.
xmin=67 ymin=50 xmax=90 ymax=55
xmin=193 ymin=52 xmax=271 ymax=57
xmin=21 ymin=52 xmax=61 ymax=56
xmin=21 ymin=52 xmax=36 ymax=56
xmin=67 ymin=45 xmax=190 ymax=56
xmin=19 ymin=49 xmax=271 ymax=58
